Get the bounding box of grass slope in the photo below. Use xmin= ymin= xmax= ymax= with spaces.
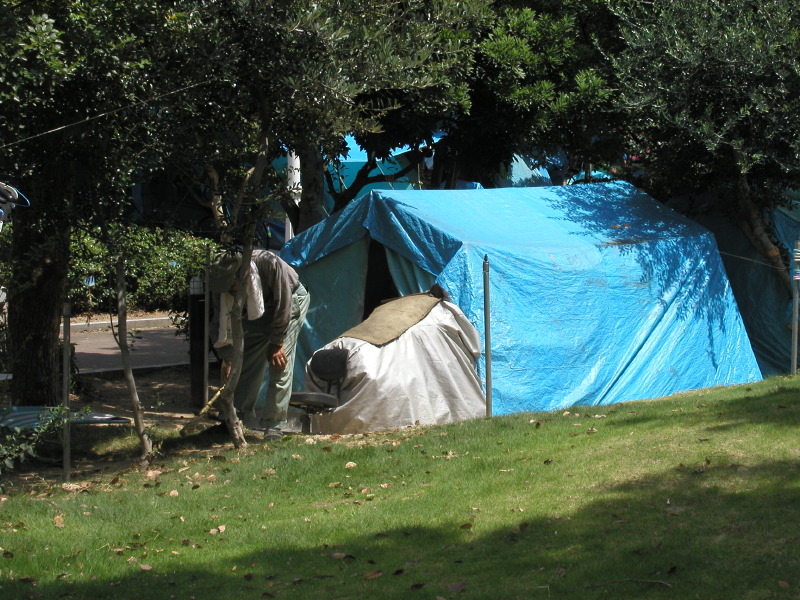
xmin=1 ymin=376 xmax=800 ymax=599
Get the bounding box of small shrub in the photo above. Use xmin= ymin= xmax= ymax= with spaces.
xmin=0 ymin=406 xmax=69 ymax=474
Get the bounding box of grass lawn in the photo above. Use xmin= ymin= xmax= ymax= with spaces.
xmin=1 ymin=375 xmax=800 ymax=599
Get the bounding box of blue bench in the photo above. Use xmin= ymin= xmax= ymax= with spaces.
xmin=0 ymin=406 xmax=130 ymax=431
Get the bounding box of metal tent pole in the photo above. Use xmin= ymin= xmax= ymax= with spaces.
xmin=483 ymin=255 xmax=492 ymax=417
xmin=793 ymin=239 xmax=800 ymax=376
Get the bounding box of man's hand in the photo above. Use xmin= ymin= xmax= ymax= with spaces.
xmin=269 ymin=344 xmax=288 ymax=370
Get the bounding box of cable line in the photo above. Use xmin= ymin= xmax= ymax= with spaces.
xmin=0 ymin=79 xmax=216 ymax=151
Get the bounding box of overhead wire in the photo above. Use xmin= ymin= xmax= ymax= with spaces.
xmin=0 ymin=79 xmax=217 ymax=151
xmin=718 ymin=250 xmax=789 ymax=271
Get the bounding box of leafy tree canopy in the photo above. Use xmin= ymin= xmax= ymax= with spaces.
xmin=0 ymin=1 xmax=178 ymax=406
xmin=432 ymin=0 xmax=622 ymax=187
xmin=610 ymin=0 xmax=800 ymax=204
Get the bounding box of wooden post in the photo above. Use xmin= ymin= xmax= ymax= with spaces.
xmin=189 ymin=276 xmax=205 ymax=407
xmin=62 ymin=303 xmax=71 ymax=482
xmin=203 ymin=246 xmax=210 ymax=407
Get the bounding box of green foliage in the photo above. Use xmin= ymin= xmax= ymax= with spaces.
xmin=1 ymin=2 xmax=183 ymax=406
xmin=0 ymin=406 xmax=68 ymax=475
xmin=163 ymin=0 xmax=489 ymax=232
xmin=441 ymin=1 xmax=623 ymax=186
xmin=69 ymin=224 xmax=213 ymax=314
xmin=610 ymin=0 xmax=800 ymax=200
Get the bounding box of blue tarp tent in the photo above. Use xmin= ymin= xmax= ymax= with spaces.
xmin=694 ymin=202 xmax=800 ymax=376
xmin=280 ymin=181 xmax=762 ymax=415
xmin=693 ymin=215 xmax=793 ymax=376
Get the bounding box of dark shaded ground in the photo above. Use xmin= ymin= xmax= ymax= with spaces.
xmin=1 ymin=365 xmax=235 ymax=491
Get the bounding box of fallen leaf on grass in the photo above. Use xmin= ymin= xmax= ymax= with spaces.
xmin=779 ymin=581 xmax=791 ymax=589
xmin=459 ymin=523 xmax=473 ymax=531
xmin=330 ymin=552 xmax=355 ymax=560
xmin=139 ymin=564 xmax=153 ymax=571
xmin=448 ymin=581 xmax=466 ymax=593
xmin=53 ymin=515 xmax=65 ymax=528
xmin=345 ymin=462 xmax=357 ymax=469
xmin=168 ymin=490 xmax=179 ymax=497
xmin=62 ymin=482 xmax=91 ymax=493
xmin=364 ymin=570 xmax=383 ymax=580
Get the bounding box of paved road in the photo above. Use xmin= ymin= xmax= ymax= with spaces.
xmin=69 ymin=318 xmax=213 ymax=375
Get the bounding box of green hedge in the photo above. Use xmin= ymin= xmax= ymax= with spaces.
xmin=69 ymin=223 xmax=215 ymax=315
xmin=0 ymin=223 xmax=214 ymax=372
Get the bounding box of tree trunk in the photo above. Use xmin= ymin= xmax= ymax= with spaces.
xmin=216 ymin=251 xmax=250 ymax=449
xmin=114 ymin=256 xmax=153 ymax=462
xmin=218 ymin=297 xmax=246 ymax=449
xmin=8 ymin=178 xmax=71 ymax=407
xmin=330 ymin=149 xmax=425 ymax=213
xmin=734 ymin=172 xmax=791 ymax=293
xmin=215 ymin=131 xmax=274 ymax=449
xmin=296 ymin=142 xmax=328 ymax=234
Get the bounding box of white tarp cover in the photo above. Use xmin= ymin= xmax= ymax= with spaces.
xmin=304 ymin=299 xmax=485 ymax=434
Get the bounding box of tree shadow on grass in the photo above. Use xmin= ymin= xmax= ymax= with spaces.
xmin=6 ymin=457 xmax=799 ymax=600
xmin=605 ymin=381 xmax=800 ymax=433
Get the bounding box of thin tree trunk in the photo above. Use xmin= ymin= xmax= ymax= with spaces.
xmin=212 ymin=132 xmax=274 ymax=449
xmin=734 ymin=172 xmax=791 ymax=293
xmin=330 ymin=148 xmax=425 ymax=213
xmin=217 ymin=293 xmax=246 ymax=448
xmin=114 ymin=255 xmax=153 ymax=462
xmin=297 ymin=142 xmax=328 ymax=233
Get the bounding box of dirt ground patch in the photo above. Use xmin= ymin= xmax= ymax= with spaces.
xmin=79 ymin=365 xmax=212 ymax=430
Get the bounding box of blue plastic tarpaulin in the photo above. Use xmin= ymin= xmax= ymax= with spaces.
xmin=281 ymin=181 xmax=761 ymax=415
